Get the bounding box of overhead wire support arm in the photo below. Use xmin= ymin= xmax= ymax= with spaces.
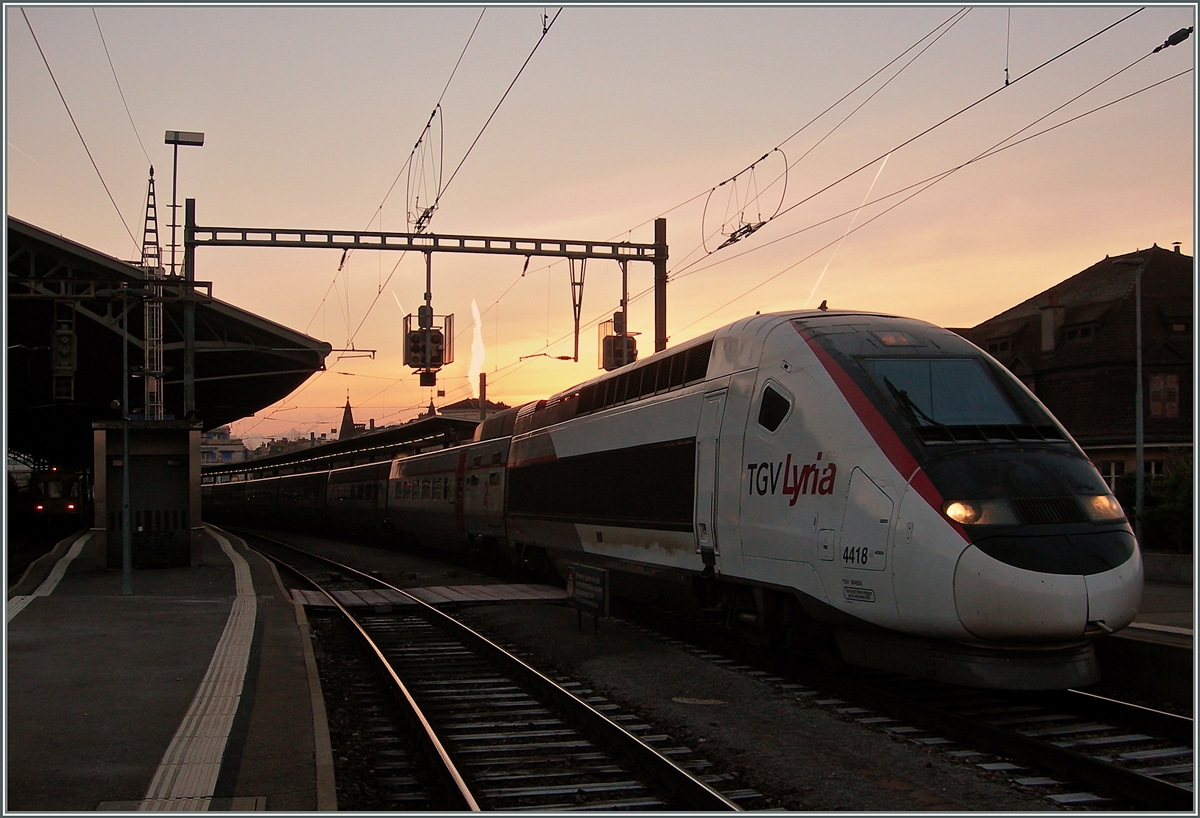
xmin=188 ymin=225 xmax=659 ymax=263
xmin=186 ymin=210 xmax=670 ymax=370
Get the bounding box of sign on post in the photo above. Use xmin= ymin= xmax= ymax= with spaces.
xmin=567 ymin=563 xmax=609 ymax=634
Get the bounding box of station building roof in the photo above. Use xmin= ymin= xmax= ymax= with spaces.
xmin=956 ymin=245 xmax=1193 ymax=451
xmin=7 ymin=216 xmax=332 ymax=469
xmin=201 ymin=415 xmax=481 ymax=480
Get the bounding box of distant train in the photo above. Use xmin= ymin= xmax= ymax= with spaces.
xmin=26 ymin=467 xmax=88 ymax=519
xmin=205 ymin=309 xmax=1143 ymax=690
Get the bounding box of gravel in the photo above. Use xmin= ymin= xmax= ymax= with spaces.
xmin=454 ymin=602 xmax=1059 ymax=812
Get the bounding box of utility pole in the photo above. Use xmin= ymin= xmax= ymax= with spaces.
xmin=184 ymin=199 xmax=197 ymax=418
xmin=654 ymin=218 xmax=667 ymax=353
xmin=1133 ymin=258 xmax=1146 ymax=544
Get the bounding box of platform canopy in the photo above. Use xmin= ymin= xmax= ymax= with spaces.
xmin=7 ymin=216 xmax=333 ymax=469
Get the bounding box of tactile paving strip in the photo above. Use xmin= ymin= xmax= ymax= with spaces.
xmin=138 ymin=529 xmax=257 ymax=811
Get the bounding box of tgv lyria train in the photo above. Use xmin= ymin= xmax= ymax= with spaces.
xmin=207 ymin=310 xmax=1142 ymax=689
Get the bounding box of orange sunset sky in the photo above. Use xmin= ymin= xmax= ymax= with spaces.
xmin=6 ymin=5 xmax=1195 ymax=448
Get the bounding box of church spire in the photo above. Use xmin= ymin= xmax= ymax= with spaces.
xmin=338 ymin=395 xmax=357 ymax=441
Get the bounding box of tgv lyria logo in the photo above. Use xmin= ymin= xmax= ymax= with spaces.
xmin=746 ymin=454 xmax=837 ymax=506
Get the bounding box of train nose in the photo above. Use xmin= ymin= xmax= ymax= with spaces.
xmin=953 ymin=525 xmax=1143 ymax=641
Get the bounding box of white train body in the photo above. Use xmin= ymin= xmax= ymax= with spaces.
xmin=491 ymin=311 xmax=1141 ymax=688
xmin=206 ymin=310 xmax=1142 ymax=689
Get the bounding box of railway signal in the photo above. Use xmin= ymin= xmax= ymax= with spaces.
xmin=403 ymin=315 xmax=454 ymax=387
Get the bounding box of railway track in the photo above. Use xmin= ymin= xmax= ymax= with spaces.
xmin=613 ymin=599 xmax=1195 ymax=811
xmin=234 ymin=529 xmax=757 ymax=811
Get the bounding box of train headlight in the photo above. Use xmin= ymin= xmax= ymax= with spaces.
xmin=944 ymin=500 xmax=980 ymax=524
xmin=1082 ymin=494 xmax=1125 ymax=522
xmin=942 ymin=499 xmax=1019 ymax=525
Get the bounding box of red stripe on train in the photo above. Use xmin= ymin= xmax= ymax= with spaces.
xmin=795 ymin=324 xmax=967 ymax=542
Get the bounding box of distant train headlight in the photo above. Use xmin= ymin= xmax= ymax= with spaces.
xmin=1082 ymin=494 xmax=1125 ymax=522
xmin=942 ymin=499 xmax=1019 ymax=525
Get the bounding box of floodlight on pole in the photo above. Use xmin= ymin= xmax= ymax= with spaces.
xmin=166 ymin=130 xmax=203 ymax=418
xmin=165 ymin=130 xmax=204 ymax=277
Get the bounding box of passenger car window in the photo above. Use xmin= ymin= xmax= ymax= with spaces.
xmin=758 ymin=385 xmax=790 ymax=432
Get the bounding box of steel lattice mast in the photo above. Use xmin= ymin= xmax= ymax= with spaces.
xmin=140 ymin=167 xmax=165 ymax=420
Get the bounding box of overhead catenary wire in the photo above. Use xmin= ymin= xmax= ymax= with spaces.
xmin=434 ymin=7 xmax=563 ymax=209
xmin=441 ymin=10 xmax=964 ymax=370
xmin=303 ymin=8 xmax=487 ymax=337
xmin=309 ymin=8 xmax=563 ymax=360
xmin=22 ymin=8 xmax=140 ymax=254
xmin=670 ymin=24 xmax=1186 ymax=290
xmin=666 ymin=6 xmax=1148 ymax=285
xmin=92 ymin=7 xmax=151 ymax=167
xmin=669 ymin=66 xmax=1192 ymax=335
xmin=312 ymin=6 xmax=969 ymax=413
xmin=763 ymin=9 xmax=1146 ymax=229
xmin=250 ymin=9 xmax=1176 ymax=439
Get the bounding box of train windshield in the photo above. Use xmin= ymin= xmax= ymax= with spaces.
xmin=863 ymin=358 xmax=1022 ymax=427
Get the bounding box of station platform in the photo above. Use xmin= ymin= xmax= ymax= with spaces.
xmin=1096 ymin=570 xmax=1194 ymax=706
xmin=6 ymin=527 xmax=334 ymax=812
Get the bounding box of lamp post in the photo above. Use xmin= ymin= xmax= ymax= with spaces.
xmin=165 ymin=130 xmax=204 ymax=277
xmin=165 ymin=130 xmax=204 ymax=418
xmin=1116 ymin=257 xmax=1147 ymax=543
xmin=119 ymin=286 xmax=133 ymax=595
xmin=1133 ymin=259 xmax=1146 ymax=545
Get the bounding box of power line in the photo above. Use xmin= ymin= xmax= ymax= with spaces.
xmin=764 ymin=8 xmax=1146 ymax=230
xmin=92 ymin=7 xmax=151 ymax=167
xmin=667 ymin=6 xmax=1147 ymax=285
xmin=669 ymin=67 xmax=1192 ymax=336
xmin=22 ymin=7 xmax=140 ymax=253
xmin=335 ymin=8 xmax=969 ymax=400
xmin=304 ymin=9 xmax=489 ymax=340
xmin=435 ymin=7 xmax=563 ymax=208
xmin=626 ymin=8 xmax=970 ymax=256
xmin=672 ymin=22 xmax=1182 ymax=289
xmin=435 ymin=9 xmax=967 ymax=385
xmin=335 ymin=9 xmax=565 ymax=354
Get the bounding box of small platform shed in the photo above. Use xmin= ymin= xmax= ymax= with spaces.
xmin=92 ymin=420 xmax=202 ymax=568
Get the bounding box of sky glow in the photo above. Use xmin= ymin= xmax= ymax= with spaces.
xmin=5 ymin=4 xmax=1195 ymax=447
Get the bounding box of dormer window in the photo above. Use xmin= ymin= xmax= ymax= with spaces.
xmin=1063 ymin=325 xmax=1095 ymax=342
xmin=986 ymin=338 xmax=1012 ymax=354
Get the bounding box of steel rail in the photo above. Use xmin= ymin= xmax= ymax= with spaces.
xmin=264 ymin=550 xmax=480 ymax=811
xmin=1060 ymin=689 xmax=1194 ymax=744
xmin=799 ymin=667 xmax=1193 ymax=811
xmin=238 ymin=528 xmax=740 ymax=811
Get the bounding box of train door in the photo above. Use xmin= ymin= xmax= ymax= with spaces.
xmin=696 ymin=390 xmax=727 ymax=572
xmin=484 ymin=448 xmax=504 ymax=530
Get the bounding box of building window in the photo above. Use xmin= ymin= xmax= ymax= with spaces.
xmin=1170 ymin=320 xmax=1190 ymax=334
xmin=986 ymin=339 xmax=1012 ymax=354
xmin=1149 ymin=373 xmax=1179 ymax=418
xmin=1144 ymin=460 xmax=1165 ymax=477
xmin=1097 ymin=460 xmax=1124 ymax=491
xmin=1063 ymin=325 xmax=1094 ymax=342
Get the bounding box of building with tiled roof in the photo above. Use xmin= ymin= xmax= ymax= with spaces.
xmin=437 ymin=397 xmax=511 ymax=422
xmin=956 ymin=244 xmax=1193 ymax=489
